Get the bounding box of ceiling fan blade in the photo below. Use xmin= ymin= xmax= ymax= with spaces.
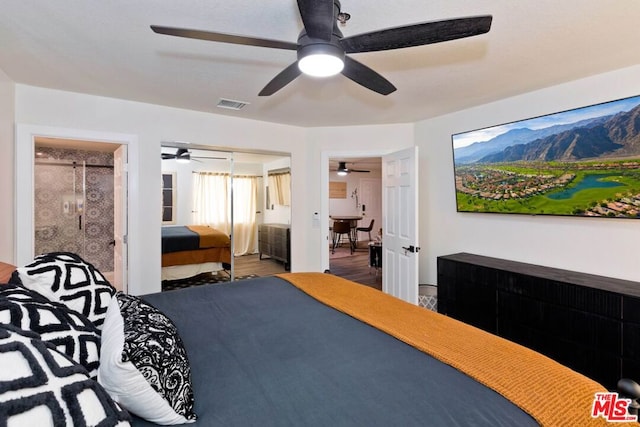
xmin=341 ymin=56 xmax=396 ymax=95
xmin=259 ymin=62 xmax=302 ymax=96
xmin=297 ymin=0 xmax=335 ymax=41
xmin=340 ymin=15 xmax=492 ymax=54
xmin=150 ymin=25 xmax=298 ymax=50
xmin=351 ymin=169 xmax=370 ymax=173
xmin=161 ymin=153 xmax=175 ymax=159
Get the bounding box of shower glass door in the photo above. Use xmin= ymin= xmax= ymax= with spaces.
xmin=34 ymin=144 xmax=115 ymax=277
xmin=34 ymin=158 xmax=86 ymax=258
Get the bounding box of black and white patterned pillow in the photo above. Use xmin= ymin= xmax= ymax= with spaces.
xmin=99 ymin=292 xmax=196 ymax=425
xmin=0 ymin=284 xmax=101 ymax=378
xmin=0 ymin=324 xmax=131 ymax=426
xmin=10 ymin=252 xmax=115 ymax=329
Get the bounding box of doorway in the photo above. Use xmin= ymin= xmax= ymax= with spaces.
xmin=322 ymin=147 xmax=419 ymax=304
xmin=16 ymin=124 xmax=135 ymax=293
xmin=328 ymin=157 xmax=382 ymax=289
xmin=33 ymin=142 xmax=116 ymax=278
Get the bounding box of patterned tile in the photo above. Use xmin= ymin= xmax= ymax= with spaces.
xmin=34 ymin=147 xmax=114 ymax=274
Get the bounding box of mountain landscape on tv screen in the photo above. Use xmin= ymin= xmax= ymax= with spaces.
xmin=452 ymin=97 xmax=640 ymax=218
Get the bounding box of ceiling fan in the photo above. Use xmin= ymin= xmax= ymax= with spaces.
xmin=150 ymin=0 xmax=492 ymax=96
xmin=161 ymin=148 xmax=226 ymax=163
xmin=333 ymin=161 xmax=370 ymax=175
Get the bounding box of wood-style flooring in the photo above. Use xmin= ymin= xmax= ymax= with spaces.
xmin=328 ymin=243 xmax=382 ymax=290
xmin=234 ymin=242 xmax=381 ymax=290
xmin=233 ymin=253 xmax=288 ymax=277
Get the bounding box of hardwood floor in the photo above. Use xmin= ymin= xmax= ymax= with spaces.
xmin=328 ymin=242 xmax=382 ymax=290
xmin=233 ymin=253 xmax=287 ymax=277
xmin=233 ymin=242 xmax=381 ymax=290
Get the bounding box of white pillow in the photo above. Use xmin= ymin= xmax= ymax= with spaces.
xmin=11 ymin=252 xmax=115 ymax=329
xmin=0 ymin=324 xmax=131 ymax=426
xmin=0 ymin=284 xmax=101 ymax=378
xmin=98 ymin=293 xmax=196 ymax=425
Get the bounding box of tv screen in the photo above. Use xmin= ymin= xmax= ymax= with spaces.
xmin=451 ymin=95 xmax=640 ymax=219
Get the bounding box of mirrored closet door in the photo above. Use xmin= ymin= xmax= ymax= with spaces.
xmin=160 ymin=145 xmax=290 ymax=290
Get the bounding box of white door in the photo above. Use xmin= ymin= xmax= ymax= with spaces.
xmin=382 ymin=147 xmax=419 ymax=304
xmin=113 ymin=145 xmax=128 ymax=292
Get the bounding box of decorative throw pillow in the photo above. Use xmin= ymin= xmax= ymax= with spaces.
xmin=0 ymin=284 xmax=101 ymax=378
xmin=0 ymin=324 xmax=131 ymax=426
xmin=10 ymin=252 xmax=115 ymax=329
xmin=98 ymin=292 xmax=196 ymax=425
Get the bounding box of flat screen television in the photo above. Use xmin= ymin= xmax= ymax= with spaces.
xmin=451 ymin=95 xmax=640 ymax=219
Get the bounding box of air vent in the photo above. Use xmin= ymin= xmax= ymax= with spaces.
xmin=217 ymin=98 xmax=249 ymax=110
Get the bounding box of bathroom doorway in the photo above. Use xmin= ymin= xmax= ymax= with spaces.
xmin=33 ymin=137 xmax=124 ymax=288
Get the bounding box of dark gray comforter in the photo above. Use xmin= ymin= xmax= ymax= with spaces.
xmin=161 ymin=226 xmax=200 ymax=254
xmin=132 ymin=276 xmax=537 ymax=426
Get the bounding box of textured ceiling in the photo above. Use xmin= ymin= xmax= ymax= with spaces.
xmin=2 ymin=1 xmax=640 ymax=127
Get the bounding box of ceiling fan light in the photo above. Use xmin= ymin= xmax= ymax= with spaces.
xmin=176 ymin=156 xmax=190 ymax=164
xmin=298 ymin=43 xmax=344 ymax=77
xmin=336 ymin=170 xmax=348 ymax=176
xmin=299 ymin=54 xmax=344 ymax=77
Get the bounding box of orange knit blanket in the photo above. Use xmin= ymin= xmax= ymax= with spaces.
xmin=277 ymin=272 xmax=636 ymax=426
xmin=186 ymin=225 xmax=230 ymax=249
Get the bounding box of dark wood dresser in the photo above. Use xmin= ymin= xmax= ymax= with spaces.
xmin=258 ymin=223 xmax=290 ymax=270
xmin=437 ymin=252 xmax=640 ymax=390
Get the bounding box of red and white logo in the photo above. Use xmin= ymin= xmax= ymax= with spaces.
xmin=592 ymin=392 xmax=638 ymax=422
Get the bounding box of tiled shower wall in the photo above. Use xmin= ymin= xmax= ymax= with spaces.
xmin=34 ymin=146 xmax=114 ymax=273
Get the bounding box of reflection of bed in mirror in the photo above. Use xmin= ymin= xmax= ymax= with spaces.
xmin=161 ymin=225 xmax=231 ymax=281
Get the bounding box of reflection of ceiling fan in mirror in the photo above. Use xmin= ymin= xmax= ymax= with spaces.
xmin=161 ymin=148 xmax=226 ymax=163
xmin=333 ymin=161 xmax=370 ymax=176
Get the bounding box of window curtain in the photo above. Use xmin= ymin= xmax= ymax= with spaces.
xmin=268 ymin=171 xmax=291 ymax=206
xmin=192 ymin=172 xmax=258 ymax=256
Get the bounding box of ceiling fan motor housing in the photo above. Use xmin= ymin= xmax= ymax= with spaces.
xmin=297 ymin=38 xmax=345 ymax=64
xmin=296 ymin=0 xmax=346 ymax=77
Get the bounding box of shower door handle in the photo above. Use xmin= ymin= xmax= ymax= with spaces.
xmin=78 ymin=214 xmax=82 ymax=230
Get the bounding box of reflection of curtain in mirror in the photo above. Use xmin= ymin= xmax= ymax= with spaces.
xmin=231 ymin=176 xmax=257 ymax=255
xmin=192 ymin=172 xmax=258 ymax=255
xmin=268 ymin=172 xmax=291 ymax=206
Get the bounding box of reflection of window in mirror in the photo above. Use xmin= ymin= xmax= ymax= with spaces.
xmin=162 ymin=172 xmax=176 ymax=224
xmin=267 ymin=168 xmax=290 ymax=208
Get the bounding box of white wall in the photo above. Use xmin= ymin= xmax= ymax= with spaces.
xmin=416 ymin=64 xmax=640 ymax=285
xmin=329 ymin=174 xmax=361 ymax=217
xmin=0 ymin=71 xmax=14 ymax=263
xmin=14 ymin=85 xmax=307 ymax=295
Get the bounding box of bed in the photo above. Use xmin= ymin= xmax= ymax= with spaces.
xmin=161 ymin=225 xmax=231 ymax=281
xmin=128 ymin=272 xmax=635 ymax=426
xmin=2 ymin=255 xmax=638 ymax=426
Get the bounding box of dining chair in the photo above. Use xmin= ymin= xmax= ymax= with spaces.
xmin=356 ymin=219 xmax=375 ymax=242
xmin=331 ymin=220 xmax=354 ymax=254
